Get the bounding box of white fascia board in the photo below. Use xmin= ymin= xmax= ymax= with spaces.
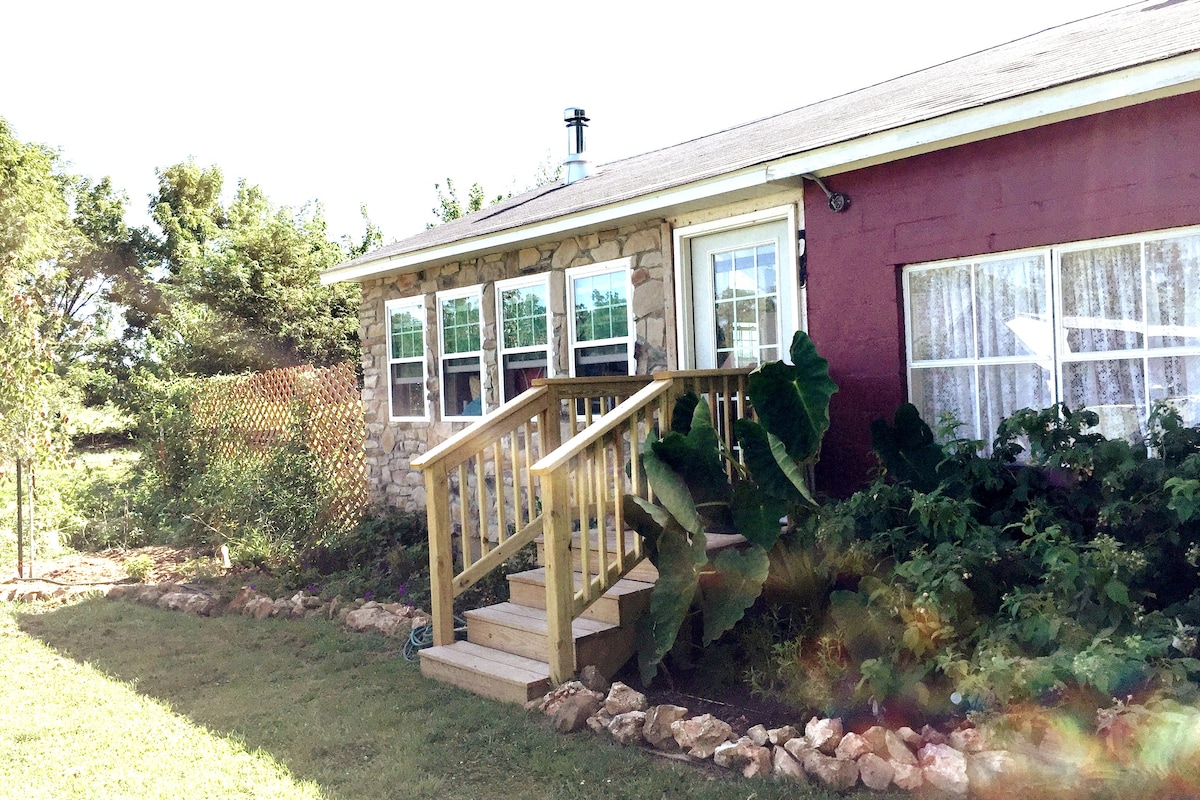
xmin=323 ymin=52 xmax=1200 ymax=287
xmin=319 ymin=168 xmax=771 ymax=285
xmin=766 ymin=52 xmax=1200 ymax=182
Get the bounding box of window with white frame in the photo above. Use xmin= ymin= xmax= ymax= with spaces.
xmin=904 ymin=227 xmax=1200 ymax=445
xmin=438 ymin=286 xmax=484 ymax=419
xmin=496 ymin=275 xmax=551 ymax=402
xmin=567 ymin=260 xmax=634 ymax=377
xmin=385 ymin=297 xmax=427 ymax=420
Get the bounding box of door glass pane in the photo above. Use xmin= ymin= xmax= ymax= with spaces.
xmin=975 ymin=254 xmax=1049 ymax=359
xmin=1063 ymin=358 xmax=1146 ymax=442
xmin=1061 ymin=244 xmax=1142 ymax=353
xmin=1145 ymin=233 xmax=1200 ymax=349
xmin=909 ymin=264 xmax=973 ymax=361
xmin=712 ymin=241 xmax=779 ymax=368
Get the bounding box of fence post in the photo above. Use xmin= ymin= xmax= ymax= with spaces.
xmin=542 ymin=467 xmax=576 ymax=684
xmin=426 ymin=466 xmax=456 ymax=647
xmin=15 ymin=457 xmax=24 ymax=580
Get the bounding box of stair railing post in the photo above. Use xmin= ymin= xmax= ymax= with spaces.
xmin=426 ymin=465 xmax=456 ymax=647
xmin=542 ymin=466 xmax=576 ymax=684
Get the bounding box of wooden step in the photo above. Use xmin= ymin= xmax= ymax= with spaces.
xmin=419 ymin=640 xmax=551 ymax=705
xmin=465 ymin=602 xmax=634 ymax=679
xmin=535 ymin=535 xmax=659 ymax=582
xmin=507 ymin=567 xmax=653 ymax=626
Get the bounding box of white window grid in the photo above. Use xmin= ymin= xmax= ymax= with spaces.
xmin=565 ymin=259 xmax=635 ymax=378
xmin=385 ymin=296 xmax=427 ymax=421
xmin=437 ymin=285 xmax=485 ymax=421
xmin=496 ymin=274 xmax=553 ymax=403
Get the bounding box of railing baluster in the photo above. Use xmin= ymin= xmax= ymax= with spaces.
xmin=456 ymin=463 xmax=470 ymax=565
xmin=493 ymin=440 xmax=507 ymax=544
xmin=510 ymin=429 xmax=524 ymax=531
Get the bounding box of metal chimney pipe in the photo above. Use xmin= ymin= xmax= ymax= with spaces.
xmin=563 ymin=107 xmax=591 ymax=184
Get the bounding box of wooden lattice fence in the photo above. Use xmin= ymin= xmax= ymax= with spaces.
xmin=190 ymin=362 xmax=368 ymax=531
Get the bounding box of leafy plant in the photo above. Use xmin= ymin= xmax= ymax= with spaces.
xmin=626 ymin=331 xmax=837 ymax=683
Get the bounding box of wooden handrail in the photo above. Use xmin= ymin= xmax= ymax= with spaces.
xmin=411 ymin=384 xmax=551 ymax=471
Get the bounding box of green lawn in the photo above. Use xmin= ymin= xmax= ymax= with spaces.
xmin=1 ymin=599 xmax=889 ymax=800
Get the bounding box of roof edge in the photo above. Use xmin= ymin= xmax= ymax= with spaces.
xmin=322 ymin=50 xmax=1200 ymax=286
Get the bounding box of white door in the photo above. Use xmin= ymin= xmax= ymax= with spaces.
xmin=689 ymin=218 xmax=795 ymax=368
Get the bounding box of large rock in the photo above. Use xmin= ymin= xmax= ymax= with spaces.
xmin=835 ymin=732 xmax=872 ymax=760
xmin=949 ymin=727 xmax=988 ymax=753
xmin=604 ymin=682 xmax=647 ymax=715
xmin=551 ymin=692 xmax=601 ymax=733
xmin=746 ymin=724 xmax=770 ymax=747
xmin=768 ymin=725 xmax=800 ymax=746
xmin=858 ymin=753 xmax=895 ymax=791
xmin=643 ymin=704 xmax=688 ymax=750
xmin=805 ymin=716 xmax=844 ymax=754
xmin=157 ymin=592 xmax=191 ymax=612
xmin=806 ymin=751 xmax=859 ymax=792
xmin=578 ymin=665 xmax=610 ymax=694
xmin=585 ymin=710 xmax=613 ymax=735
xmin=892 ymin=761 xmax=924 ymax=791
xmin=245 ymin=597 xmax=275 ymax=619
xmin=897 ymin=726 xmax=922 ymax=747
xmin=136 ymin=585 xmax=169 ymax=605
xmin=608 ymin=710 xmax=647 ymax=746
xmin=772 ymin=745 xmax=808 ymax=783
xmin=183 ymin=594 xmax=215 ymax=616
xmin=712 ymin=737 xmax=771 ymax=778
xmin=784 ymin=737 xmax=818 ymax=766
xmin=538 ymin=681 xmax=604 ymax=716
xmin=226 ymin=586 xmax=261 ymax=614
xmin=920 ymin=743 xmax=969 ymax=796
xmin=966 ymin=750 xmax=1017 ymax=795
xmin=671 ymin=714 xmax=734 ymax=760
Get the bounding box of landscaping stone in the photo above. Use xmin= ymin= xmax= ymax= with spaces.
xmin=897 ymin=726 xmax=922 ymax=747
xmin=768 ymin=725 xmax=799 ymax=746
xmin=949 ymin=726 xmax=987 ymax=753
xmin=966 ymin=750 xmax=1017 ymax=795
xmin=585 ymin=711 xmax=612 ymax=735
xmin=671 ymin=713 xmax=734 ymax=760
xmin=604 ymin=682 xmax=647 ymax=715
xmin=858 ymin=752 xmax=895 ymax=791
xmin=643 ymin=704 xmax=688 ymax=750
xmin=246 ymin=597 xmax=275 ymax=619
xmin=184 ymin=594 xmax=215 ymax=616
xmin=807 ymin=751 xmax=859 ymax=792
xmin=835 ymin=731 xmax=872 ymax=760
xmin=608 ymin=711 xmax=648 ymax=746
xmin=713 ymin=737 xmax=771 ymax=778
xmin=226 ymin=586 xmax=259 ymax=614
xmin=892 ymin=761 xmax=924 ymax=791
xmin=919 ymin=743 xmax=968 ymax=796
xmin=805 ymin=716 xmax=844 ymax=754
xmin=921 ymin=724 xmax=949 ymax=746
xmin=538 ymin=681 xmax=603 ymax=716
xmin=746 ymin=724 xmax=769 ymax=747
xmin=578 ymin=664 xmax=610 ymax=694
xmin=551 ymin=692 xmax=601 ymax=733
xmin=772 ymin=745 xmax=808 ymax=783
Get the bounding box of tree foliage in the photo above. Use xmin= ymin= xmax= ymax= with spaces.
xmin=427 ymin=177 xmax=504 ymax=228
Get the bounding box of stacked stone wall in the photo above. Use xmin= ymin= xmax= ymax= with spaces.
xmin=360 ymin=219 xmax=671 ymax=511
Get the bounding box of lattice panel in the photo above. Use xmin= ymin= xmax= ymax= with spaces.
xmin=190 ymin=362 xmax=367 ymax=532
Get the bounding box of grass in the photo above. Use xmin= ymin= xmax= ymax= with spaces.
xmin=0 ymin=599 xmax=901 ymax=800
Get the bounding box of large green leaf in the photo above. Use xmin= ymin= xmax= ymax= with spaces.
xmin=870 ymin=403 xmax=944 ymax=493
xmin=636 ymin=518 xmax=709 ymax=683
xmin=699 ymin=547 xmax=770 ymax=645
xmin=730 ymin=481 xmax=787 ymax=550
xmin=651 ymin=397 xmax=729 ymax=506
xmin=747 ymin=331 xmax=837 ymax=463
xmin=735 ymin=419 xmax=816 ymax=506
xmin=642 ymin=430 xmax=705 ymax=537
xmin=623 ymin=494 xmax=667 ymax=561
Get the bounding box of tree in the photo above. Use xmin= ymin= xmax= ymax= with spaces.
xmin=427 ymin=177 xmax=505 ymax=228
xmin=144 ymin=160 xmax=363 ymax=377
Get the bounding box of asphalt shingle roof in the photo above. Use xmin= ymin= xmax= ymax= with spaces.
xmin=336 ymin=0 xmax=1200 ymax=273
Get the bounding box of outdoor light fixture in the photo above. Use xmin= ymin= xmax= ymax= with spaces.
xmin=563 ymin=107 xmax=592 ymax=184
xmin=802 ymin=173 xmax=851 ymax=213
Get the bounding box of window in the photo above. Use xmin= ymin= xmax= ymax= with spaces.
xmin=497 ymin=275 xmax=551 ymax=402
xmin=567 ymin=260 xmax=634 ymax=378
xmin=904 ymin=227 xmax=1200 ymax=444
xmin=385 ymin=297 xmax=427 ymax=419
xmin=438 ymin=286 xmax=484 ymax=419
xmin=712 ymin=242 xmax=781 ymax=367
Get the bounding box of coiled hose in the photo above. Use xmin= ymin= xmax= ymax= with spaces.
xmin=403 ymin=615 xmax=467 ymax=661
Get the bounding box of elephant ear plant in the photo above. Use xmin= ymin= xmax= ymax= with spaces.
xmin=625 ymin=331 xmax=837 ymax=683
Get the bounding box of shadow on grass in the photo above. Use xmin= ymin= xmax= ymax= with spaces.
xmin=15 ymin=599 xmax=871 ymax=800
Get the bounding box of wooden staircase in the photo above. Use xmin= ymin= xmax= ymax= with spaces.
xmin=419 ymin=558 xmax=655 ymax=704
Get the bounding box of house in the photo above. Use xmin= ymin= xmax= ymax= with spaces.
xmin=322 ymin=0 xmax=1200 ymax=697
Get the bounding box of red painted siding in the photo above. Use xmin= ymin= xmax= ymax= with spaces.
xmin=807 ymin=90 xmax=1200 ymax=497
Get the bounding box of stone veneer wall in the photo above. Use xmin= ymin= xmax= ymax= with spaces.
xmin=359 ymin=219 xmax=673 ymax=511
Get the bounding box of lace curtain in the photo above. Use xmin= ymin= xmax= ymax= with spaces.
xmin=907 ymin=231 xmax=1200 ymax=446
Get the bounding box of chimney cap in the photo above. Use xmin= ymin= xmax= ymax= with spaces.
xmin=564 ymin=107 xmax=589 ymax=123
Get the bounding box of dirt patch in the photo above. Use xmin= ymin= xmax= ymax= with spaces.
xmin=4 ymin=546 xmax=219 ymax=588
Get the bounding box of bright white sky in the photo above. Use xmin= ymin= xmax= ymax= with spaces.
xmin=2 ymin=0 xmax=1128 ymax=246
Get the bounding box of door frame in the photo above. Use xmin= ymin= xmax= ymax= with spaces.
xmin=672 ymin=204 xmax=805 ymax=369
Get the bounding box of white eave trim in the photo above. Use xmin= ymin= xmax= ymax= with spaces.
xmin=322 ymin=51 xmax=1200 ymax=286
